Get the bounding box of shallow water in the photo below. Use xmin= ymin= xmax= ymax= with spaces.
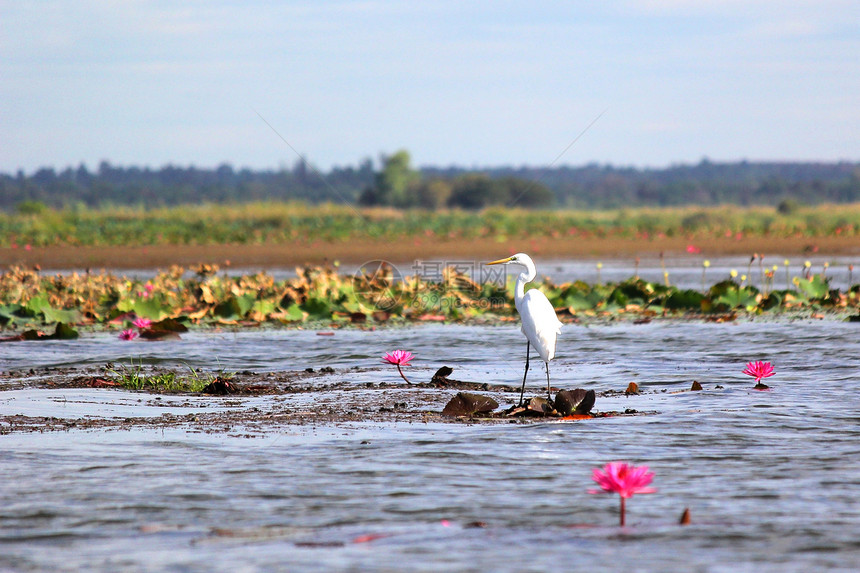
xmin=3 ymin=321 xmax=860 ymax=571
xmin=541 ymin=254 xmax=857 ymax=291
xmin=41 ymin=253 xmax=858 ymax=291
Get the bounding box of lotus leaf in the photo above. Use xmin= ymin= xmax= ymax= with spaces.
xmin=282 ymin=303 xmax=306 ymax=322
xmin=133 ymin=298 xmax=169 ymax=321
xmin=41 ymin=306 xmax=82 ymax=325
xmin=663 ymin=289 xmax=705 ymax=311
xmin=714 ymin=286 xmax=760 ymax=310
xmin=0 ymin=304 xmax=22 ymax=325
xmin=795 ymin=275 xmax=830 ymax=300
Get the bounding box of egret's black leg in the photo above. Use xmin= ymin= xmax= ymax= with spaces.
xmin=518 ymin=341 xmax=530 ymax=406
xmin=545 ymin=362 xmax=553 ymax=403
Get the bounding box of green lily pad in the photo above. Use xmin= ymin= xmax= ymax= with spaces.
xmin=133 ymin=298 xmax=168 ymax=320
xmin=283 ymin=303 xmax=306 ymax=322
xmin=664 ymin=289 xmax=705 ymax=311
xmin=795 ymin=275 xmax=830 ymax=299
xmin=41 ymin=306 xmax=82 ymax=324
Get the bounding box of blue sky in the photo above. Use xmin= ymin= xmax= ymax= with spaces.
xmin=1 ymin=1 xmax=857 ymax=173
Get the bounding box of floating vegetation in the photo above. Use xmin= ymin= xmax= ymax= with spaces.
xmin=0 ymin=263 xmax=858 ymax=334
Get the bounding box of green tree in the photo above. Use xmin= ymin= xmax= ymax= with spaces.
xmin=360 ymin=150 xmax=420 ymax=207
xmin=501 ymin=177 xmax=554 ymax=208
xmin=416 ymin=179 xmax=453 ymax=209
xmin=449 ymin=174 xmax=504 ymax=209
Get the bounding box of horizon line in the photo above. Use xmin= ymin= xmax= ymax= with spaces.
xmin=4 ymin=156 xmax=860 ymax=177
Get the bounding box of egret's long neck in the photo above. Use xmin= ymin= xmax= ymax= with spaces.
xmin=514 ymin=263 xmax=536 ymax=309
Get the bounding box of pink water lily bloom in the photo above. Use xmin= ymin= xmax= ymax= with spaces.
xmin=743 ymin=361 xmax=775 ymax=383
xmin=119 ymin=329 xmax=139 ymax=341
xmin=138 ymin=283 xmax=155 ymax=299
xmin=383 ymin=350 xmax=414 ymax=366
xmin=589 ymin=461 xmax=656 ymax=526
xmin=132 ymin=318 xmax=152 ymax=330
xmin=589 ymin=462 xmax=656 ymax=499
xmin=383 ymin=350 xmax=414 ymax=384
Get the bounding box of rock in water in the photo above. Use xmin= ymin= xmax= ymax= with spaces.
xmin=554 ymin=389 xmax=596 ymax=416
xmin=441 ymin=392 xmax=499 ymax=417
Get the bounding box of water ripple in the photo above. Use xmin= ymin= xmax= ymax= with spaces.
xmin=3 ymin=322 xmax=860 ymax=570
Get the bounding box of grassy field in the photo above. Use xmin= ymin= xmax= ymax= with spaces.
xmin=1 ymin=202 xmax=859 ymax=269
xmin=2 ymin=201 xmax=859 ymax=246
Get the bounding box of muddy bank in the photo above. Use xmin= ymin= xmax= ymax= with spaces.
xmin=0 ymin=365 xmax=654 ymax=434
xmin=3 ymin=234 xmax=858 ymax=270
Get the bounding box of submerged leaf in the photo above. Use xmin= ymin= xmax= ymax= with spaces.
xmin=150 ymin=318 xmax=189 ymax=333
xmin=0 ymin=322 xmax=78 ymax=342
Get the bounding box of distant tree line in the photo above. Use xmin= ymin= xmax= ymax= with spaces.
xmin=2 ymin=152 xmax=859 ymax=212
xmin=356 ymin=150 xmax=554 ymax=209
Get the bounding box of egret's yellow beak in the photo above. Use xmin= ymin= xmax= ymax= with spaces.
xmin=486 ymin=257 xmax=513 ymax=266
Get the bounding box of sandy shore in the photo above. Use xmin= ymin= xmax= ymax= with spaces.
xmin=2 ymin=235 xmax=858 ymax=271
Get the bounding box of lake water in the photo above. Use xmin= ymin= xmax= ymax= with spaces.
xmin=3 ymin=321 xmax=860 ymax=571
xmin=42 ymin=253 xmax=859 ymax=292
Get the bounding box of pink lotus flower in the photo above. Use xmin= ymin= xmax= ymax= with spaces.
xmin=589 ymin=461 xmax=656 ymax=526
xmin=119 ymin=329 xmax=138 ymax=341
xmin=383 ymin=350 xmax=414 ymax=384
xmin=686 ymin=244 xmax=701 ymax=254
xmin=138 ymin=283 xmax=155 ymax=299
xmin=383 ymin=350 xmax=413 ymax=366
xmin=743 ymin=361 xmax=775 ymax=385
xmin=132 ymin=317 xmax=152 ymax=330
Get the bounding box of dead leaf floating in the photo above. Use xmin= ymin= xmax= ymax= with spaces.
xmin=441 ymin=392 xmax=499 ymax=417
xmin=554 ymin=389 xmax=596 ymax=416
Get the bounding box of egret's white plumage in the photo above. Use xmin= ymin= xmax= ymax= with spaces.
xmin=487 ymin=253 xmax=562 ymax=405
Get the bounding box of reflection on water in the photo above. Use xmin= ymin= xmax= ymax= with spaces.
xmin=3 ymin=321 xmax=860 ymax=571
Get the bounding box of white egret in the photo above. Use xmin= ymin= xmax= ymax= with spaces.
xmin=486 ymin=253 xmax=562 ymax=406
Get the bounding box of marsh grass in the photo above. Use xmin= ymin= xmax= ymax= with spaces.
xmin=106 ymin=359 xmax=228 ymax=393
xmin=1 ymin=202 xmax=858 ymax=247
